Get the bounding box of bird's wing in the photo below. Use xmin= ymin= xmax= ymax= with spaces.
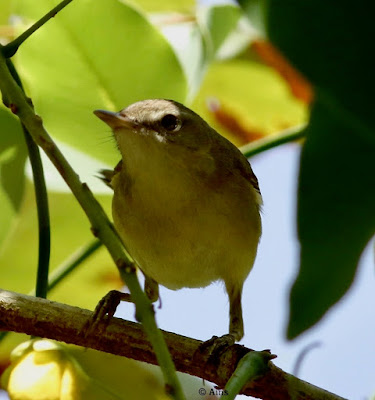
xmin=97 ymin=160 xmax=123 ymax=189
xmin=236 ymin=155 xmax=261 ymax=197
xmin=210 ymin=133 xmax=262 ymax=196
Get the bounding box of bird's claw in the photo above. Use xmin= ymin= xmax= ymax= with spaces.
xmin=80 ymin=290 xmax=131 ymax=338
xmin=196 ymin=334 xmax=236 ymax=365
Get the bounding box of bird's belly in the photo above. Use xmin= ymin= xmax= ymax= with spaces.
xmin=112 ymin=170 xmax=260 ymax=290
xmin=114 ymin=204 xmax=222 ymax=289
xmin=113 ymin=192 xmax=259 ymax=291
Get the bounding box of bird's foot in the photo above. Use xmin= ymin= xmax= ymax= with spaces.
xmin=81 ymin=290 xmax=131 ymax=338
xmin=196 ymin=334 xmax=236 ymax=365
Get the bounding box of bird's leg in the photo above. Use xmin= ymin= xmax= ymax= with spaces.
xmin=196 ymin=282 xmax=244 ymax=361
xmin=82 ymin=274 xmax=161 ymax=337
xmin=227 ymin=282 xmax=244 ymax=342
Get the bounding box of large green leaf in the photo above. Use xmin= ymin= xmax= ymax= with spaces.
xmin=14 ymin=0 xmax=186 ymax=165
xmin=291 ymin=101 xmax=375 ymax=338
xmin=266 ymin=2 xmax=375 ymax=140
xmin=239 ymin=0 xmax=375 ymax=338
xmin=0 ymin=0 xmax=12 ymax=25
xmin=128 ymin=0 xmax=195 ymax=13
xmin=0 ymin=107 xmax=27 ymax=251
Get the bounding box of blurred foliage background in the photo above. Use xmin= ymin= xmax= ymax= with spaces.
xmin=1 ymin=0 xmax=374 ymax=398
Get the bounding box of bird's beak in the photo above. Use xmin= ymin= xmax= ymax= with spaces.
xmin=94 ymin=109 xmax=136 ymax=130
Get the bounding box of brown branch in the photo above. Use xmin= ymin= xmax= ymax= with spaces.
xmin=0 ymin=289 xmax=346 ymax=400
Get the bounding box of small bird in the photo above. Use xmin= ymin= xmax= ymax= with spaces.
xmin=94 ymin=99 xmax=262 ymax=345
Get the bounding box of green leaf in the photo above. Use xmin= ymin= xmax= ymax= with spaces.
xmin=14 ymin=0 xmax=187 ymax=166
xmin=266 ymin=1 xmax=375 ymax=141
xmin=197 ymin=4 xmax=242 ymax=60
xmin=0 ymin=0 xmax=12 ymax=25
xmin=290 ymin=100 xmax=375 ymax=339
xmin=128 ymin=0 xmax=195 ymax=13
xmin=238 ymin=0 xmax=375 ymax=338
xmin=0 ymin=106 xmax=27 ymax=250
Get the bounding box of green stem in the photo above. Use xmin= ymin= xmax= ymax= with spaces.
xmin=0 ymin=53 xmax=185 ymax=400
xmin=3 ymin=0 xmax=74 ymax=58
xmin=240 ymin=124 xmax=306 ymax=158
xmin=5 ymin=58 xmax=51 ymax=300
xmin=224 ymin=351 xmax=276 ymax=400
xmin=0 ymin=239 xmax=102 ymax=343
xmin=23 ymin=127 xmax=51 ymax=299
xmin=44 ymin=239 xmax=102 ymax=293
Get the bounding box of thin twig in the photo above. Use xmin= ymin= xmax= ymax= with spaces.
xmin=3 ymin=0 xmax=74 ymax=58
xmin=44 ymin=239 xmax=102 ymax=293
xmin=0 ymin=53 xmax=184 ymax=400
xmin=240 ymin=124 xmax=306 ymax=158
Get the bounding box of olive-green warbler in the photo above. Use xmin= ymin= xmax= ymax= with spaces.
xmin=94 ymin=99 xmax=262 ymax=344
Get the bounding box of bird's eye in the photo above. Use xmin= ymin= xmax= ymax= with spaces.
xmin=160 ymin=114 xmax=180 ymax=132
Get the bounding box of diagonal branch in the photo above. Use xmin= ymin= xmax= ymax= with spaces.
xmin=0 ymin=289 xmax=347 ymax=400
xmin=0 ymin=52 xmax=184 ymax=400
xmin=3 ymin=0 xmax=74 ymax=58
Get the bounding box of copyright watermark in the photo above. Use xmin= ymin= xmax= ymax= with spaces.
xmin=198 ymin=387 xmax=228 ymax=396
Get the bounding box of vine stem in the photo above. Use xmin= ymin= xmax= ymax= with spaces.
xmin=23 ymin=127 xmax=51 ymax=299
xmin=4 ymin=58 xmax=51 ymax=300
xmin=44 ymin=239 xmax=102 ymax=293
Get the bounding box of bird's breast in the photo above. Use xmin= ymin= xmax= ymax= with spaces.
xmin=112 ymin=159 xmax=261 ymax=290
